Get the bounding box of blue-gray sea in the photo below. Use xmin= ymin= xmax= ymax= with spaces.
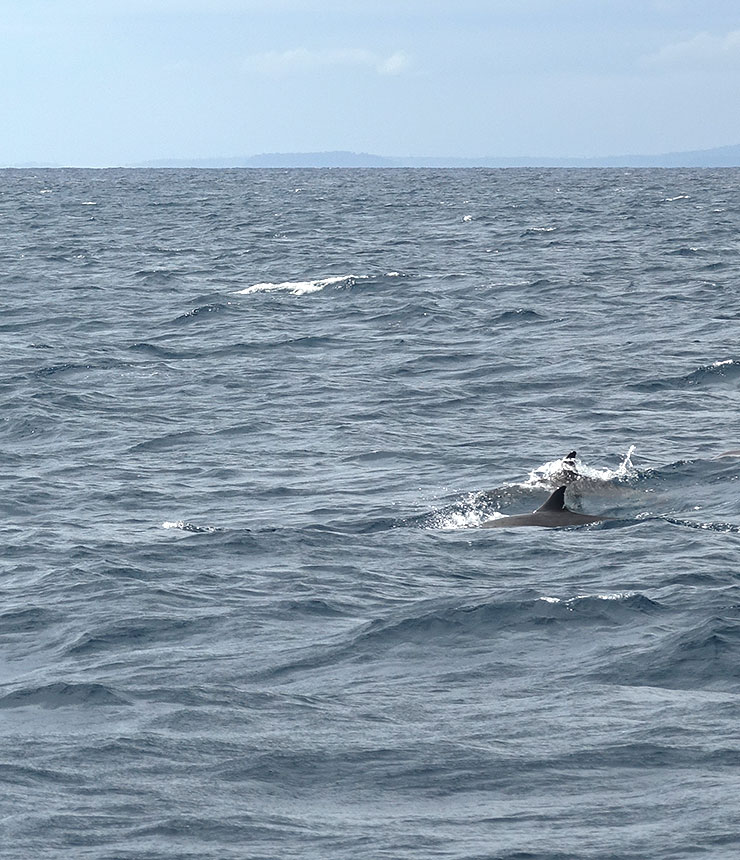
xmin=2 ymin=167 xmax=740 ymax=859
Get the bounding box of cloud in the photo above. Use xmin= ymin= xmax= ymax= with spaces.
xmin=644 ymin=29 xmax=740 ymax=69
xmin=244 ymin=48 xmax=411 ymax=77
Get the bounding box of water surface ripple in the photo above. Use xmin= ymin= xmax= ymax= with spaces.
xmin=2 ymin=168 xmax=740 ymax=859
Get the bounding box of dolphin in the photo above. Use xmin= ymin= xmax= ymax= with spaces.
xmin=560 ymin=450 xmax=579 ymax=483
xmin=480 ymin=485 xmax=610 ymax=529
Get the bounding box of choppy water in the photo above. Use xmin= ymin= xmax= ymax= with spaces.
xmin=2 ymin=167 xmax=740 ymax=859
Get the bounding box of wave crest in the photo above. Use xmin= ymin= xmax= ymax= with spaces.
xmin=236 ymin=275 xmax=360 ymax=296
xmin=0 ymin=682 xmax=130 ymax=709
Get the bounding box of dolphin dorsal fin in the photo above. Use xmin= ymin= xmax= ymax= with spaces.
xmin=536 ymin=486 xmax=567 ymax=512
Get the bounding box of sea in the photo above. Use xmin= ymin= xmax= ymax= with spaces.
xmin=2 ymin=167 xmax=740 ymax=859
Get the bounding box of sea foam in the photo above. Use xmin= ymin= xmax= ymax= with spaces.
xmin=236 ymin=275 xmax=357 ymax=296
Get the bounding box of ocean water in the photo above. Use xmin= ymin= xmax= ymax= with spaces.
xmin=2 ymin=166 xmax=740 ymax=859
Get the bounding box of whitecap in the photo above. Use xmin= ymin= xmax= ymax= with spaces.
xmin=236 ymin=275 xmax=357 ymax=296
xmin=162 ymin=520 xmax=220 ymax=533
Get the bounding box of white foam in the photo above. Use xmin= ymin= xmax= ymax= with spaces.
xmin=162 ymin=520 xmax=219 ymax=533
xmin=426 ymin=492 xmax=500 ymax=530
xmin=433 ymin=509 xmax=493 ymax=529
xmin=539 ymin=592 xmax=636 ymax=606
xmin=236 ymin=275 xmax=356 ymax=296
xmin=525 ymin=446 xmax=636 ymax=488
xmin=591 ymin=591 xmax=636 ymax=601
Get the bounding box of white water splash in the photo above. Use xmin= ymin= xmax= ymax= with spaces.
xmin=236 ymin=275 xmax=359 ymax=296
xmin=426 ymin=492 xmax=501 ymax=530
xmin=526 ymin=446 xmax=637 ymax=488
xmin=539 ymin=591 xmax=637 ymax=605
xmin=162 ymin=520 xmax=220 ymax=533
xmin=438 ymin=512 xmax=486 ymax=529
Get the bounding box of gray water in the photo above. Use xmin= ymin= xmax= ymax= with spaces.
xmin=2 ymin=167 xmax=740 ymax=859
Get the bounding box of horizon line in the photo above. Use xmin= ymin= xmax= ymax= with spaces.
xmin=4 ymin=141 xmax=740 ymax=170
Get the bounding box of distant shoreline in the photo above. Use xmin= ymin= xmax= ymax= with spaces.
xmin=136 ymin=145 xmax=740 ymax=170
xmin=5 ymin=144 xmax=740 ymax=170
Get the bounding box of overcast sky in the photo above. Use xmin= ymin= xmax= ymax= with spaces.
xmin=2 ymin=0 xmax=740 ymax=166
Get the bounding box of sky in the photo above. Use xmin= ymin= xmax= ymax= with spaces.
xmin=2 ymin=0 xmax=740 ymax=166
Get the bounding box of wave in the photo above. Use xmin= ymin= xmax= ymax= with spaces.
xmin=521 ymin=226 xmax=557 ymax=235
xmin=128 ymin=341 xmax=188 ymax=359
xmin=161 ymin=520 xmax=224 ymax=534
xmin=211 ymin=737 xmax=740 ymax=803
xmin=133 ymin=267 xmax=185 ymax=286
xmin=492 ymin=308 xmax=546 ymax=324
xmin=605 ymin=613 xmax=740 ymax=691
xmin=259 ymin=592 xmax=662 ymax=679
xmin=0 ymin=606 xmax=59 ymax=633
xmin=173 ymin=302 xmax=231 ymax=323
xmin=33 ymin=359 xmax=128 ymax=378
xmin=682 ymin=358 xmax=740 ymax=385
xmin=0 ymin=682 xmax=130 ymax=709
xmin=633 ymin=359 xmax=740 ymax=391
xmin=129 ymin=430 xmax=204 ymax=453
xmin=65 ymin=613 xmax=221 ymax=657
xmin=236 ymin=274 xmax=361 ymax=296
xmin=662 ymin=516 xmax=740 ymax=533
xmin=357 ymin=592 xmax=661 ymax=645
